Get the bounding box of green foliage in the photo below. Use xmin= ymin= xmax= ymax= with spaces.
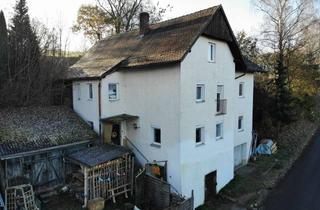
xmin=236 ymin=31 xmax=259 ymax=62
xmin=8 ymin=0 xmax=41 ymax=78
xmin=0 ymin=11 xmax=8 ymax=87
xmin=72 ymin=5 xmax=111 ymax=42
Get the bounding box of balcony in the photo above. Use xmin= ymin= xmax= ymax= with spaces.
xmin=216 ymin=99 xmax=227 ymax=115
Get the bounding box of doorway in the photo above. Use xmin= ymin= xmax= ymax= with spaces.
xmin=111 ymin=124 xmax=121 ymax=145
xmin=102 ymin=123 xmax=121 ymax=145
xmin=205 ymin=171 xmax=217 ymax=202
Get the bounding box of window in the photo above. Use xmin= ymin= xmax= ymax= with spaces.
xmin=216 ymin=123 xmax=223 ymax=139
xmin=208 ymin=43 xmax=216 ymax=62
xmin=196 ymin=84 xmax=205 ymax=102
xmin=239 ymin=82 xmax=244 ymax=97
xmin=88 ymin=83 xmax=93 ymax=99
xmin=216 ymin=85 xmax=225 ymax=113
xmin=196 ymin=127 xmax=205 ymax=144
xmin=153 ymin=128 xmax=161 ymax=144
xmin=108 ymin=83 xmax=119 ymax=100
xmin=77 ymin=83 xmax=81 ymax=100
xmin=238 ymin=116 xmax=244 ymax=131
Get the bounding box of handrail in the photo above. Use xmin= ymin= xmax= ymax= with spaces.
xmin=124 ymin=137 xmax=149 ymax=163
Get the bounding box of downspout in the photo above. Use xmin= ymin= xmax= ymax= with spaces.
xmin=98 ymin=81 xmax=102 ymax=143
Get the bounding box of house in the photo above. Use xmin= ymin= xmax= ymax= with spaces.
xmin=65 ymin=5 xmax=263 ymax=207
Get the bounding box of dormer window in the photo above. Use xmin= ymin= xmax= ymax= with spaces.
xmin=208 ymin=42 xmax=216 ymax=62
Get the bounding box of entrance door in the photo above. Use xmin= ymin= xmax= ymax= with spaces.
xmin=111 ymin=124 xmax=121 ymax=145
xmin=205 ymin=171 xmax=217 ymax=202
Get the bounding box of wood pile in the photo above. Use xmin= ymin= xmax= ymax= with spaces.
xmin=68 ymin=170 xmax=84 ymax=202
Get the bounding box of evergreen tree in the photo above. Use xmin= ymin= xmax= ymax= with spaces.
xmin=8 ymin=0 xmax=41 ymax=103
xmin=0 ymin=11 xmax=8 ymax=87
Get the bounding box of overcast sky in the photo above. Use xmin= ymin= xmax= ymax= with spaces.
xmin=0 ymin=0 xmax=264 ymax=52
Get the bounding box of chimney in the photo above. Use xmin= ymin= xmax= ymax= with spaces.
xmin=139 ymin=12 xmax=150 ymax=35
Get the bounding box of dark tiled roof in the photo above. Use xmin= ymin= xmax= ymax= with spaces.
xmin=67 ymin=144 xmax=131 ymax=167
xmin=65 ymin=6 xmax=219 ymax=80
xmin=244 ymin=58 xmax=266 ymax=73
xmin=0 ymin=106 xmax=97 ymax=158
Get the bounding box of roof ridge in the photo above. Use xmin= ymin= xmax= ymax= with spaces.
xmin=150 ymin=5 xmax=220 ymax=28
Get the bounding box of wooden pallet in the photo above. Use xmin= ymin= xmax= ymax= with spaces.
xmin=5 ymin=184 xmax=39 ymax=210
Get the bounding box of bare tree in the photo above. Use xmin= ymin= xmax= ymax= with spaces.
xmin=255 ymin=0 xmax=318 ymax=122
xmin=96 ymin=0 xmax=170 ymax=34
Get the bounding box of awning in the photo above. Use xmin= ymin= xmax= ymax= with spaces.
xmin=100 ymin=114 xmax=139 ymax=123
xmin=66 ymin=144 xmax=131 ymax=168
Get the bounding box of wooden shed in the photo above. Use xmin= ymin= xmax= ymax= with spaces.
xmin=0 ymin=106 xmax=97 ymax=207
xmin=66 ymin=144 xmax=134 ymax=208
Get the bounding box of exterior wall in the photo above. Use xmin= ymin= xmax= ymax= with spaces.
xmin=234 ymin=73 xmax=254 ymax=166
xmin=100 ymin=66 xmax=182 ymax=192
xmin=72 ymin=81 xmax=100 ymax=133
xmin=180 ymin=36 xmax=235 ymax=207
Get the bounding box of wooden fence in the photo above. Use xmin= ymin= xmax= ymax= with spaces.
xmin=135 ymin=171 xmax=193 ymax=210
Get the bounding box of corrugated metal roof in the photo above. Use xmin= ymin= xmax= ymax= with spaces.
xmin=67 ymin=144 xmax=131 ymax=167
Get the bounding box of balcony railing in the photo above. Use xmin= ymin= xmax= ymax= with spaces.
xmin=216 ymin=99 xmax=227 ymax=115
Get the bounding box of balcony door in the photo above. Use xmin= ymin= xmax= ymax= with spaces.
xmin=216 ymin=85 xmax=224 ymax=112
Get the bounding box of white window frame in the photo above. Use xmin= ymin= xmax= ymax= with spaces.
xmin=196 ymin=84 xmax=205 ymax=103
xmin=239 ymin=82 xmax=244 ymax=97
xmin=152 ymin=126 xmax=161 ymax=146
xmin=217 ymin=85 xmax=224 ymax=99
xmin=108 ymin=83 xmax=119 ymax=101
xmin=238 ymin=116 xmax=244 ymax=131
xmin=208 ymin=42 xmax=216 ymax=62
xmin=195 ymin=126 xmax=205 ymax=145
xmin=88 ymin=83 xmax=93 ymax=100
xmin=216 ymin=122 xmax=223 ymax=140
xmin=76 ymin=83 xmax=81 ymax=100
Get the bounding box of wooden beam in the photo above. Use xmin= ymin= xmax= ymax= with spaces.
xmin=83 ymin=167 xmax=88 ymax=208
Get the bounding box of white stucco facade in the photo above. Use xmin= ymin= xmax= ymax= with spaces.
xmin=71 ymin=36 xmax=255 ymax=208
xmin=233 ymin=73 xmax=254 ymax=168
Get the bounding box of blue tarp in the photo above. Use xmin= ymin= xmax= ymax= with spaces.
xmin=255 ymin=139 xmax=274 ymax=155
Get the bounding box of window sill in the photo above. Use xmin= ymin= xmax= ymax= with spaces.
xmin=196 ymin=142 xmax=205 ymax=147
xmin=238 ymin=129 xmax=244 ymax=132
xmin=216 ymin=137 xmax=223 ymax=141
xmin=196 ymin=99 xmax=205 ymax=103
xmin=150 ymin=143 xmax=161 ymax=148
xmin=109 ymin=98 xmax=119 ymax=102
xmin=208 ymin=60 xmax=216 ymax=63
xmin=88 ymin=98 xmax=93 ymax=101
xmin=238 ymin=96 xmax=245 ymax=98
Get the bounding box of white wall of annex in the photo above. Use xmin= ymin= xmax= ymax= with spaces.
xmin=234 ymin=73 xmax=254 ymax=161
xmin=101 ymin=66 xmax=182 ymax=192
xmin=72 ymin=80 xmax=100 ymax=133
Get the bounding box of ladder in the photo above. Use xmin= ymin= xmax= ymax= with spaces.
xmin=5 ymin=184 xmax=39 ymax=210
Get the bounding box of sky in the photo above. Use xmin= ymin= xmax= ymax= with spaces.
xmin=0 ymin=0 xmax=264 ymax=52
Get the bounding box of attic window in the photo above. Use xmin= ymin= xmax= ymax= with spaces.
xmin=208 ymin=43 xmax=216 ymax=62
